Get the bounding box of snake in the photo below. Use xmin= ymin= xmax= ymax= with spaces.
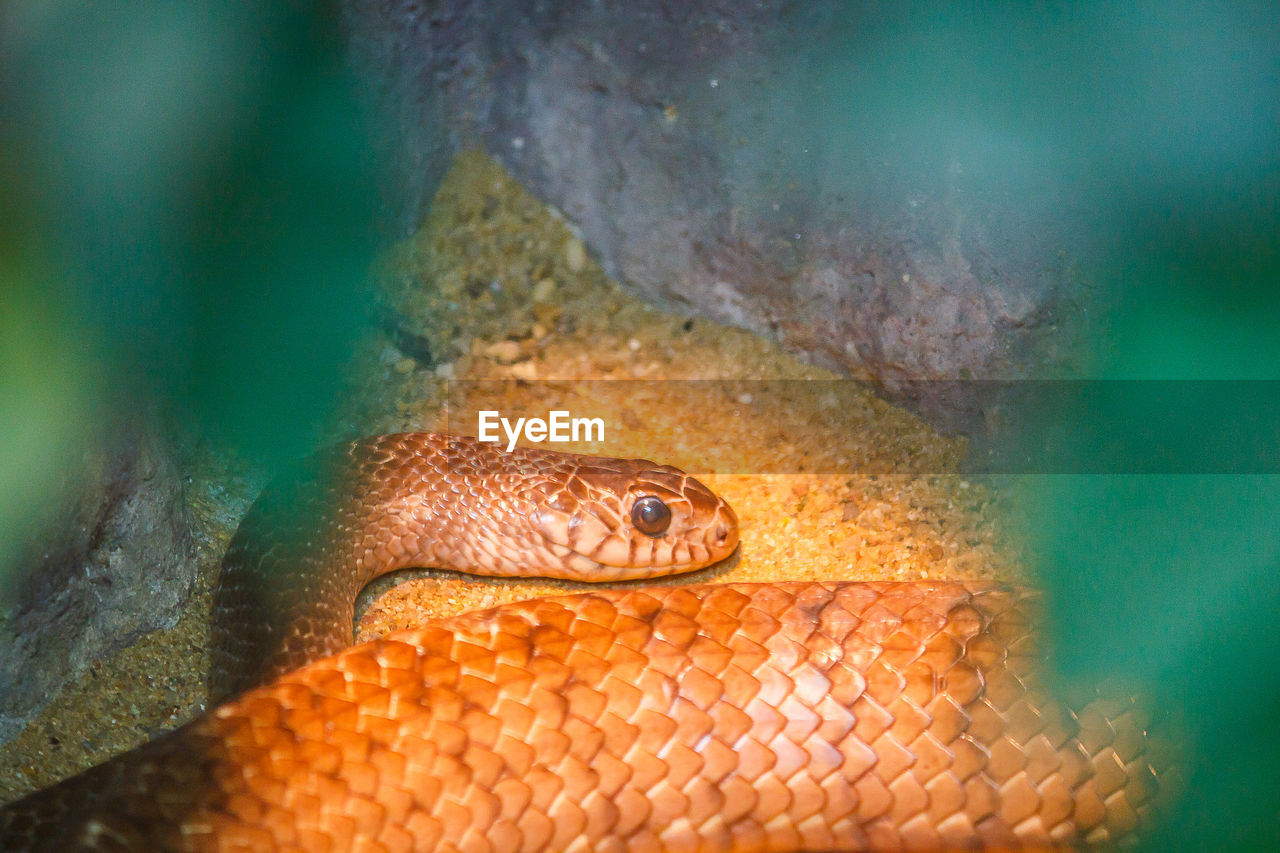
xmin=0 ymin=432 xmax=1169 ymax=851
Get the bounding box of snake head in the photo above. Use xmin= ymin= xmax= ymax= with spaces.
xmin=532 ymin=457 xmax=738 ymax=581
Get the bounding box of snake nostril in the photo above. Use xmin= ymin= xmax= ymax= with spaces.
xmin=712 ymin=522 xmax=730 ymax=547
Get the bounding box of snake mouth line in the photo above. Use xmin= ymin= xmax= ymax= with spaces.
xmin=536 ymin=535 xmax=740 ymax=582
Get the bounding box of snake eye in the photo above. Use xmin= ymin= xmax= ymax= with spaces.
xmin=630 ymin=495 xmax=672 ymax=537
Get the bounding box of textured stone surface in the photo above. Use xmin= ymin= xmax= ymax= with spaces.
xmin=344 ymin=1 xmax=1089 ymax=429
xmin=0 ymin=424 xmax=197 ymax=744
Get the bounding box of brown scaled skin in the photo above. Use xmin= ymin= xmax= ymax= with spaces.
xmin=0 ymin=435 xmax=1169 ymax=851
xmin=209 ymin=433 xmax=739 ymax=699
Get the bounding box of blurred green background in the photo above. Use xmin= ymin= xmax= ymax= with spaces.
xmin=1 ymin=3 xmax=378 ymax=585
xmin=1 ymin=2 xmax=1278 ymax=848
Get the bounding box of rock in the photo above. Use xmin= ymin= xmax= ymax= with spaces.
xmin=531 ymin=277 xmax=556 ymax=303
xmin=509 ymin=361 xmax=539 ymax=380
xmin=0 ymin=422 xmax=197 ymax=745
xmin=564 ymin=238 xmax=585 ymax=274
xmin=483 ymin=340 xmax=522 ymax=364
xmin=345 ymin=1 xmax=1094 ymax=432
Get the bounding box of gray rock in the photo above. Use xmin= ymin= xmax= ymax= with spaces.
xmin=345 ymin=1 xmax=1092 ymax=431
xmin=0 ymin=424 xmax=196 ymax=744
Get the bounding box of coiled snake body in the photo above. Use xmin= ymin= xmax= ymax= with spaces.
xmin=1 ymin=434 xmax=1165 ymax=851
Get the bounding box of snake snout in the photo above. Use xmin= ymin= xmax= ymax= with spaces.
xmin=527 ymin=460 xmax=739 ymax=579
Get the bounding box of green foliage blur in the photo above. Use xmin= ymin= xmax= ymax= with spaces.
xmin=1 ymin=5 xmax=378 ymax=585
xmin=943 ymin=5 xmax=1279 ymax=849
xmin=784 ymin=3 xmax=1280 ymax=847
xmin=1033 ymin=229 xmax=1280 ymax=847
xmin=1017 ymin=7 xmax=1280 ymax=845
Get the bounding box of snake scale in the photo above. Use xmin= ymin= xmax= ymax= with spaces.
xmin=0 ymin=433 xmax=1168 ymax=851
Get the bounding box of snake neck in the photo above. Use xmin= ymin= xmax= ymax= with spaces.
xmin=208 ymin=432 xmax=738 ymax=701
xmin=209 ymin=434 xmax=497 ymax=699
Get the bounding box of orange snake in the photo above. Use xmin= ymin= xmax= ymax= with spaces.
xmin=0 ymin=433 xmax=1168 ymax=851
